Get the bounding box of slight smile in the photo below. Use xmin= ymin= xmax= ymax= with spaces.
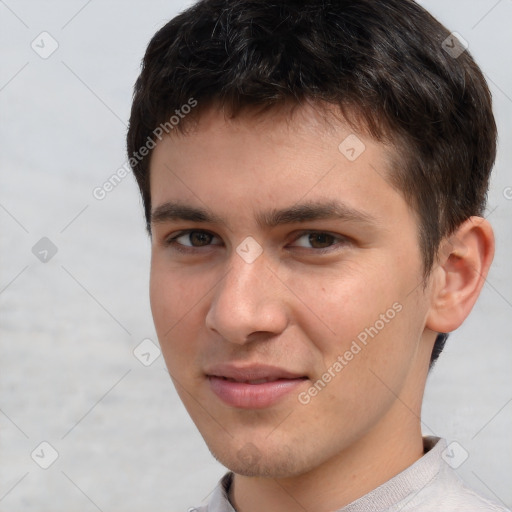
xmin=206 ymin=364 xmax=309 ymax=409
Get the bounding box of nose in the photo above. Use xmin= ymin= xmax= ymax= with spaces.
xmin=205 ymin=250 xmax=289 ymax=345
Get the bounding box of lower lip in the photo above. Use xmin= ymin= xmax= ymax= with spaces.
xmin=208 ymin=376 xmax=307 ymax=409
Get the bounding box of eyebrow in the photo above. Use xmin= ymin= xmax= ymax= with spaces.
xmin=151 ymin=200 xmax=378 ymax=229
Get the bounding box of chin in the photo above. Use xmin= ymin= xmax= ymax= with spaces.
xmin=208 ymin=439 xmax=313 ymax=478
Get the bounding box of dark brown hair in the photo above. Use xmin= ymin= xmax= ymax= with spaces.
xmin=127 ymin=0 xmax=497 ymax=368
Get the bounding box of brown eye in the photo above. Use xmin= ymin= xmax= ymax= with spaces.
xmin=165 ymin=230 xmax=220 ymax=249
xmin=308 ymin=233 xmax=336 ymax=249
xmin=188 ymin=231 xmax=213 ymax=246
xmin=291 ymin=232 xmax=344 ymax=250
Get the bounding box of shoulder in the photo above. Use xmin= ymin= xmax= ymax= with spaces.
xmin=407 ymin=441 xmax=510 ymax=512
xmin=437 ymin=476 xmax=510 ymax=512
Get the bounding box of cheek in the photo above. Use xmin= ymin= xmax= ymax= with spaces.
xmin=292 ymin=258 xmax=423 ymax=378
xmin=149 ymin=263 xmax=194 ymax=351
xmin=312 ymin=275 xmax=426 ymax=408
xmin=149 ymin=253 xmax=206 ymax=324
xmin=289 ymin=263 xmax=395 ymax=352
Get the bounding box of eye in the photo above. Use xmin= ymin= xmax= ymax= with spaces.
xmin=164 ymin=230 xmax=221 ymax=250
xmin=289 ymin=231 xmax=349 ymax=252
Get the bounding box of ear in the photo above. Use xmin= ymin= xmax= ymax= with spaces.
xmin=426 ymin=217 xmax=495 ymax=334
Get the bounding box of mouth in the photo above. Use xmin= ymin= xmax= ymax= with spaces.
xmin=216 ymin=376 xmax=300 ymax=385
xmin=205 ymin=364 xmax=308 ymax=409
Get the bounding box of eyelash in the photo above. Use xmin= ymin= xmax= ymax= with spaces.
xmin=163 ymin=229 xmax=350 ymax=255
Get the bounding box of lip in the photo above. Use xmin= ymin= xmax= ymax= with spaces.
xmin=206 ymin=364 xmax=308 ymax=409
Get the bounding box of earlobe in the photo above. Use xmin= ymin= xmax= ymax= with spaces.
xmin=426 ymin=217 xmax=495 ymax=334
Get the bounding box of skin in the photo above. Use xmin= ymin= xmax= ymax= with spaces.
xmin=148 ymin=104 xmax=494 ymax=512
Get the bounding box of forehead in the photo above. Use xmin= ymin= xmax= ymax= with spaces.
xmin=148 ymin=104 xmax=412 ymax=230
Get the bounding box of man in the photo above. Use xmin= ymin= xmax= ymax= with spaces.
xmin=127 ymin=0 xmax=508 ymax=510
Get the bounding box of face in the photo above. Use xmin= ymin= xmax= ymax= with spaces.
xmin=149 ymin=105 xmax=435 ymax=479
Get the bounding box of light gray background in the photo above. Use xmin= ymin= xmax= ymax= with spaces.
xmin=0 ymin=1 xmax=510 ymax=511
